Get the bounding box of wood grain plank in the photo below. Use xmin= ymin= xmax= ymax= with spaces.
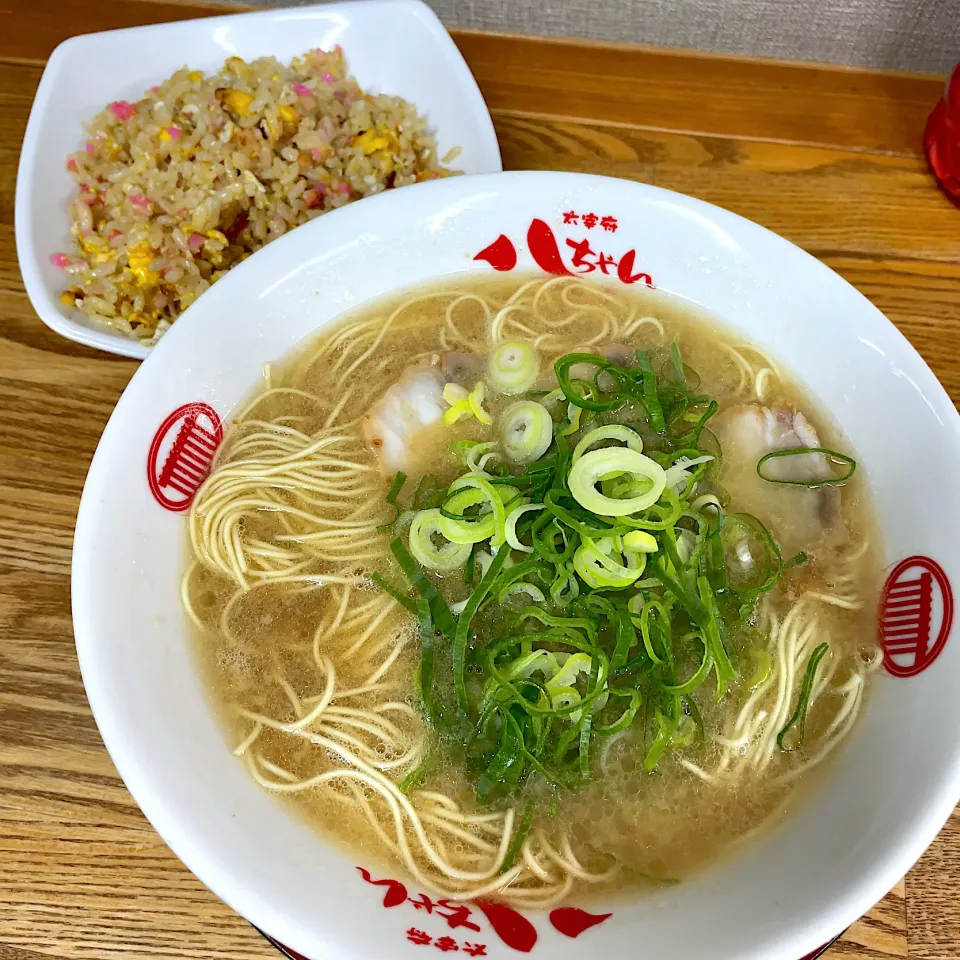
xmin=492 ymin=113 xmax=960 ymax=263
xmin=0 ymin=568 xmax=278 ymax=960
xmin=905 ymin=806 xmax=960 ymax=960
xmin=455 ymin=31 xmax=945 ymax=157
xmin=0 ymin=0 xmax=945 ymax=156
xmin=831 ymin=880 xmax=907 ymax=958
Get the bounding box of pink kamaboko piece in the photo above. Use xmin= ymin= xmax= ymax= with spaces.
xmin=109 ymin=100 xmax=136 ymax=121
xmin=129 ymin=194 xmax=152 ymax=210
xmin=293 ymin=83 xmax=312 ymax=97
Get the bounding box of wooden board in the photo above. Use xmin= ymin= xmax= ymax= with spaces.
xmin=0 ymin=0 xmax=957 ymax=957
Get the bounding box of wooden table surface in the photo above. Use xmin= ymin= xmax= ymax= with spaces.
xmin=1 ymin=0 xmax=959 ymax=956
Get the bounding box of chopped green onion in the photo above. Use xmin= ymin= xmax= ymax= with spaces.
xmin=370 ymin=572 xmax=418 ymax=615
xmin=502 ymin=801 xmax=535 ymax=869
xmin=439 ymin=474 xmax=506 ymax=545
xmin=747 ymin=648 xmax=772 ymax=688
xmin=635 ymin=350 xmax=666 ymax=433
xmin=595 ymin=689 xmax=642 ymax=734
xmin=669 ymin=338 xmax=685 ymax=383
xmin=555 ymin=354 xmax=626 ymax=412
xmin=411 ymin=474 xmax=446 ymax=510
xmin=757 ymin=447 xmax=856 ymax=487
xmin=468 ymin=381 xmax=493 ymax=424
xmin=571 ymin=424 xmax=644 ymax=464
xmin=698 ymin=575 xmax=737 ymax=696
xmin=720 ymin=513 xmax=782 ymax=594
xmin=622 ymin=530 xmax=658 ymax=553
xmin=549 ymin=566 xmax=579 ymax=604
xmin=454 ymin=548 xmax=509 ymax=712
xmin=488 ymin=342 xmax=541 ymax=395
xmin=501 ymin=582 xmax=546 ymax=604
xmin=464 ymin=544 xmax=477 ymax=585
xmin=504 ymin=503 xmax=545 ymax=552
xmin=777 ymin=643 xmax=830 ymax=751
xmin=636 ymin=599 xmax=670 ymax=664
xmin=442 ymin=383 xmax=472 ymax=425
xmin=491 ymin=558 xmax=547 ymax=603
xmin=399 ymin=754 xmax=436 ymax=794
xmin=443 ymin=381 xmax=492 ymax=426
xmin=417 ymin=599 xmax=441 ymax=726
xmin=578 ymin=654 xmax=601 ymax=777
xmin=661 ymin=633 xmax=712 ymax=695
xmin=573 ymin=536 xmax=647 ymax=589
xmin=389 ymin=537 xmax=457 ymax=638
xmin=610 ymin=598 xmax=637 ymax=670
xmin=450 ymin=440 xmax=495 ymax=473
xmin=643 ymin=710 xmax=676 ymax=771
xmin=673 ymin=400 xmax=718 ymax=446
xmin=543 ymin=490 xmax=618 ymax=539
xmin=409 ymin=508 xmax=472 ymax=571
xmin=376 ymin=471 xmax=407 ymax=531
xmin=500 ymin=401 xmax=553 ymax=465
xmin=568 ymin=447 xmax=667 ymax=517
xmin=517 ymin=607 xmax=597 ymax=642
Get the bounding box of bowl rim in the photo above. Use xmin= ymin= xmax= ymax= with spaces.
xmin=13 ymin=0 xmax=502 ymax=360
xmin=71 ymin=169 xmax=960 ymax=960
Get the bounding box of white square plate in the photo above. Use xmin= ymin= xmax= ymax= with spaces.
xmin=14 ymin=0 xmax=502 ymax=359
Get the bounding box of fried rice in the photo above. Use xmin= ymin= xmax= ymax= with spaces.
xmin=55 ymin=47 xmax=458 ymax=344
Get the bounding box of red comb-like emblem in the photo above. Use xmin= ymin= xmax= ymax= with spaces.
xmin=146 ymin=402 xmax=222 ymax=512
xmin=880 ymin=555 xmax=953 ymax=678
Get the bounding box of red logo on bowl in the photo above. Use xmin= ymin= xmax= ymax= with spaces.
xmin=474 ymin=215 xmax=654 ymax=288
xmin=880 ymin=555 xmax=954 ymax=678
xmin=146 ymin=402 xmax=222 ymax=512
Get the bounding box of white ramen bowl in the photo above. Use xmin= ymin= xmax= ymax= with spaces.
xmin=15 ymin=0 xmax=501 ymax=360
xmin=72 ymin=171 xmax=960 ymax=960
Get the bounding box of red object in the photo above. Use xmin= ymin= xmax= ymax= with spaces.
xmin=565 ymin=236 xmax=597 ymax=271
xmin=879 ymin=556 xmax=954 ymax=677
xmin=408 ymin=894 xmax=482 ymax=931
xmin=526 ymin=218 xmax=572 ymax=276
xmin=549 ymin=906 xmax=612 ymax=938
xmin=617 ymin=249 xmax=654 ymax=287
xmin=146 ymin=402 xmax=222 ymax=512
xmin=924 ymin=64 xmax=960 ymax=206
xmin=356 ymin=866 xmax=408 ymax=907
xmin=473 ymin=900 xmax=538 ymax=953
xmin=473 ymin=233 xmax=517 ymax=271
